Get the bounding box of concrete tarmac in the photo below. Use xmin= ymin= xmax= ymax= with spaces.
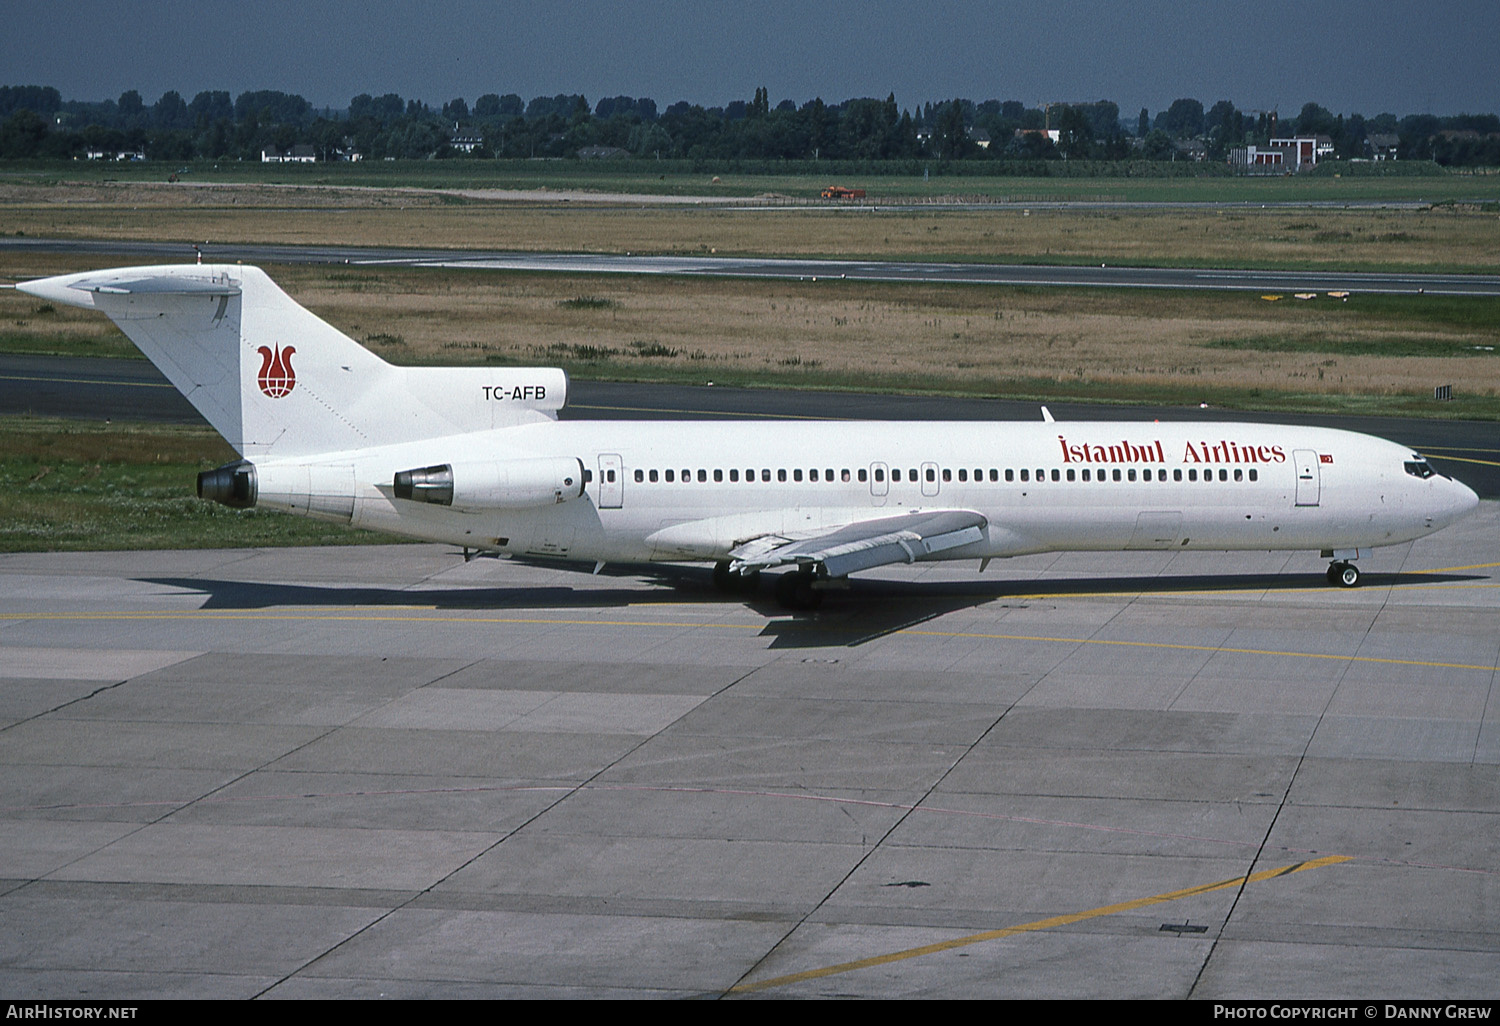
xmin=2 ymin=508 xmax=1497 ymax=998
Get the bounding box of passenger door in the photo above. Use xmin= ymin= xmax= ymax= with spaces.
xmin=1293 ymin=449 xmax=1320 ymax=507
xmin=597 ymin=454 xmax=623 ymax=509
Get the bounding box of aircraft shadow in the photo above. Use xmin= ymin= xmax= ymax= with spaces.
xmin=135 ymin=565 xmax=1481 ymax=650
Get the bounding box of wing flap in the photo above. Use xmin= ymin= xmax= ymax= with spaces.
xmin=730 ymin=509 xmax=987 ymax=577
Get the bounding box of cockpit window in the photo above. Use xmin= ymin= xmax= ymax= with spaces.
xmin=1404 ymin=460 xmax=1436 ymax=479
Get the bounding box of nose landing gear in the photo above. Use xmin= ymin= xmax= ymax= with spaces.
xmin=1326 ymin=561 xmax=1360 ymax=588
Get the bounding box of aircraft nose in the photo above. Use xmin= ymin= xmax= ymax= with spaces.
xmin=1457 ymin=479 xmax=1480 ymax=515
xmin=1443 ymin=477 xmax=1480 ymax=524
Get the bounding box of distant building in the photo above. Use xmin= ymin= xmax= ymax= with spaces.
xmin=449 ymin=125 xmax=484 ymax=154
xmin=261 ymin=144 xmax=316 ymax=163
xmin=1366 ymin=133 xmax=1399 ymax=160
xmin=1266 ymin=136 xmax=1319 ymax=170
xmin=1230 ymin=136 xmax=1319 ymax=173
xmin=1172 ymin=138 xmax=1208 ymax=161
xmin=82 ymin=148 xmax=145 ymax=161
xmin=967 ymin=127 xmax=991 ymax=149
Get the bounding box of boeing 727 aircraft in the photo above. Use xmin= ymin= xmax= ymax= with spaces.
xmin=18 ymin=264 xmax=1480 ymax=608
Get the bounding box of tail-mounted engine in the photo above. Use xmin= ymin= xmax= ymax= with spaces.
xmin=393 ymin=457 xmax=585 ymax=510
xmin=197 ymin=460 xmax=257 ymax=508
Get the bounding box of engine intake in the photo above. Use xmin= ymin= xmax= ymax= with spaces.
xmin=197 ymin=460 xmax=257 ymax=508
xmin=393 ymin=457 xmax=585 ymax=509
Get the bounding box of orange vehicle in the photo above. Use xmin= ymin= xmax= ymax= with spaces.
xmin=820 ymin=185 xmax=866 ymax=199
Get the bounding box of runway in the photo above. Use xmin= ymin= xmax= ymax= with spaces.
xmin=2 ymin=511 xmax=1497 ymax=997
xmin=5 ymin=236 xmax=1500 ymax=295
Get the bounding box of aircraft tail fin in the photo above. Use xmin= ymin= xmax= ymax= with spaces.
xmin=19 ymin=264 xmax=565 ymax=458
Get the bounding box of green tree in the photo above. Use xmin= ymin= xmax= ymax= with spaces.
xmin=153 ymin=90 xmax=190 ymax=131
xmin=1142 ymin=129 xmax=1174 ymax=159
xmin=1294 ymin=102 xmax=1336 ymax=138
xmin=937 ymin=98 xmax=968 ymax=159
xmin=1055 ymin=104 xmax=1092 ymax=159
xmin=1156 ymin=98 xmax=1204 ymax=138
xmin=0 ymin=108 xmax=48 ymax=157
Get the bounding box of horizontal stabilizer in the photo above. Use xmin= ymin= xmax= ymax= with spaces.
xmin=71 ymin=276 xmax=241 ymax=297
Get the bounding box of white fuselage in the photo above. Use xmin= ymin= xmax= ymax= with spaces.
xmin=21 ymin=263 xmax=1478 ymax=587
xmin=254 ymin=418 xmax=1479 ymax=567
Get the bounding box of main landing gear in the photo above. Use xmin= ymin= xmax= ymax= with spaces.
xmin=712 ymin=561 xmax=826 ymax=610
xmin=1326 ymin=561 xmax=1360 ymax=588
xmin=773 ymin=567 xmax=825 ymax=611
xmin=712 ymin=560 xmax=760 ymax=597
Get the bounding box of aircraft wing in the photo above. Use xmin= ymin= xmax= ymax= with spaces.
xmin=729 ymin=509 xmax=987 ymax=578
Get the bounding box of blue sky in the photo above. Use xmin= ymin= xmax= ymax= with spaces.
xmin=5 ymin=0 xmax=1496 ymax=117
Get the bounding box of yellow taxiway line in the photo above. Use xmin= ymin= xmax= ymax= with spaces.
xmin=5 ymin=609 xmax=1498 ymax=674
xmin=728 ymin=855 xmax=1352 ymax=994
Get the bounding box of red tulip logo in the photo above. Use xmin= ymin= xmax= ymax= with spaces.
xmin=256 ymin=344 xmax=296 ymax=398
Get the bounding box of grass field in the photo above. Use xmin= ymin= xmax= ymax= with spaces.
xmin=5 ymin=156 xmax=1497 ymax=202
xmin=3 ymin=174 xmax=1499 ymax=272
xmin=4 ymin=259 xmax=1497 ymax=418
xmin=0 ymin=417 xmax=387 ymax=552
